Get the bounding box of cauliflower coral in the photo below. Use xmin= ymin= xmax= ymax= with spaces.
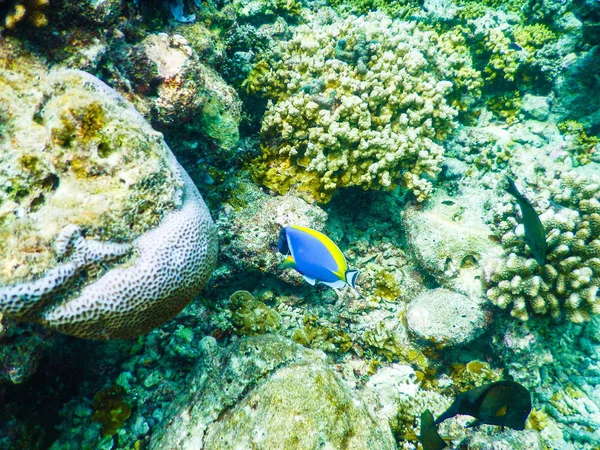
xmin=248 ymin=11 xmax=481 ymax=202
xmin=485 ymin=171 xmax=600 ymax=323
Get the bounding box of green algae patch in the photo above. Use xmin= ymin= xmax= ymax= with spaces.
xmin=0 ymin=39 xmax=181 ymax=285
xmin=92 ymin=385 xmax=132 ymax=437
xmin=291 ymin=314 xmax=353 ymax=354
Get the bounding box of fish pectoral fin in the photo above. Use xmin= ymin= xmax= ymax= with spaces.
xmin=302 ymin=275 xmax=317 ymax=285
xmin=278 ymin=255 xmax=296 ymax=270
xmin=320 ymin=279 xmax=347 ymax=289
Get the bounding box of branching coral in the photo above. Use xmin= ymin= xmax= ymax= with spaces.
xmin=453 ymin=9 xmax=557 ymax=90
xmin=484 ymin=171 xmax=600 ymax=322
xmin=248 ymin=12 xmax=481 ymax=202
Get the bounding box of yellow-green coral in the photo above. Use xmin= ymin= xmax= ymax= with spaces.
xmin=291 ymin=314 xmax=353 ymax=354
xmin=373 ymin=269 xmax=402 ymax=301
xmin=484 ymin=27 xmax=521 ymax=82
xmin=449 ymin=360 xmax=502 ymax=390
xmin=230 ymin=290 xmax=282 ymax=336
xmin=2 ymin=0 xmax=48 ymax=29
xmin=558 ymin=120 xmax=599 ymax=166
xmin=92 ymin=385 xmax=132 ymax=436
xmin=452 ymin=9 xmax=556 ymax=90
xmin=327 ymin=0 xmax=419 ymax=18
xmin=487 ymin=91 xmax=522 ymax=125
xmin=513 ymin=24 xmax=556 ymax=60
xmin=248 ymin=12 xmax=481 ymax=202
xmin=363 ymin=320 xmax=429 ymax=370
xmin=241 ymin=59 xmax=272 ymax=95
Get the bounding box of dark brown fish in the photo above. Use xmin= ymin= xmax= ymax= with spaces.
xmin=435 ymin=380 xmax=532 ymax=430
xmin=505 ymin=176 xmax=547 ymax=265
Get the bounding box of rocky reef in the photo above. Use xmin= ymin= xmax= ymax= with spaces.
xmin=1 ymin=0 xmax=600 ymax=449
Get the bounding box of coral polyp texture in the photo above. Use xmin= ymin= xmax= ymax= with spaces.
xmin=484 ymin=171 xmax=600 ymax=323
xmin=248 ymin=11 xmax=481 ymax=202
xmin=0 ymin=40 xmax=218 ymax=339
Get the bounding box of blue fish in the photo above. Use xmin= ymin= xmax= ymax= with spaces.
xmin=278 ymin=225 xmax=360 ymax=291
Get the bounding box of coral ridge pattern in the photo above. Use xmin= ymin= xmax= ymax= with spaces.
xmin=0 ymin=70 xmax=218 ymax=340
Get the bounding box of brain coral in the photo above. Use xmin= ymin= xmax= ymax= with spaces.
xmin=248 ymin=11 xmax=481 ymax=202
xmin=484 ymin=171 xmax=600 ymax=323
xmin=0 ymin=40 xmax=217 ymax=339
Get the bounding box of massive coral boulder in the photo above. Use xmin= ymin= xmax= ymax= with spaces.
xmin=150 ymin=334 xmax=395 ymax=450
xmin=0 ymin=39 xmax=218 ymax=340
xmin=406 ymin=288 xmax=489 ymax=348
xmin=401 ymin=185 xmax=503 ymax=298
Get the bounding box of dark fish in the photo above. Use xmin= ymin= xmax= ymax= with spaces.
xmin=505 ymin=176 xmax=547 ymax=265
xmin=435 ymin=380 xmax=532 ymax=430
xmin=419 ymin=409 xmax=448 ymax=450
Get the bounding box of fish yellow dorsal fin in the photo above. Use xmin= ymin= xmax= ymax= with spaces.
xmin=290 ymin=225 xmax=348 ymax=277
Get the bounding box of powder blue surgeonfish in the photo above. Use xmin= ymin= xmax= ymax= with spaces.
xmin=278 ymin=225 xmax=360 ymax=292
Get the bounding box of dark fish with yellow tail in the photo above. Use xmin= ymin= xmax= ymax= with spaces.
xmin=505 ymin=176 xmax=547 ymax=265
xmin=419 ymin=409 xmax=447 ymax=450
xmin=435 ymin=380 xmax=532 ymax=430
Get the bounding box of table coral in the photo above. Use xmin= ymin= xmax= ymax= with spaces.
xmin=0 ymin=43 xmax=218 ymax=340
xmin=484 ymin=171 xmax=600 ymax=322
xmin=248 ymin=12 xmax=481 ymax=202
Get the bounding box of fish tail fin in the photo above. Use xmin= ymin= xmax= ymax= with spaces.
xmin=345 ymin=269 xmax=364 ymax=297
xmin=278 ymin=255 xmax=296 ymax=270
xmin=345 ymin=269 xmax=360 ymax=289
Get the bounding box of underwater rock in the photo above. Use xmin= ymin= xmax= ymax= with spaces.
xmin=151 ymin=334 xmax=395 ymax=449
xmin=116 ymin=32 xmax=242 ymax=156
xmin=218 ymin=180 xmax=327 ymax=282
xmin=461 ymin=428 xmax=543 ymax=449
xmin=406 ymin=288 xmax=489 ymax=348
xmin=521 ymin=94 xmax=551 ymax=121
xmin=0 ymin=39 xmax=218 ymax=339
xmin=553 ymin=45 xmax=600 ymax=134
xmin=402 ymin=186 xmax=503 ymax=298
